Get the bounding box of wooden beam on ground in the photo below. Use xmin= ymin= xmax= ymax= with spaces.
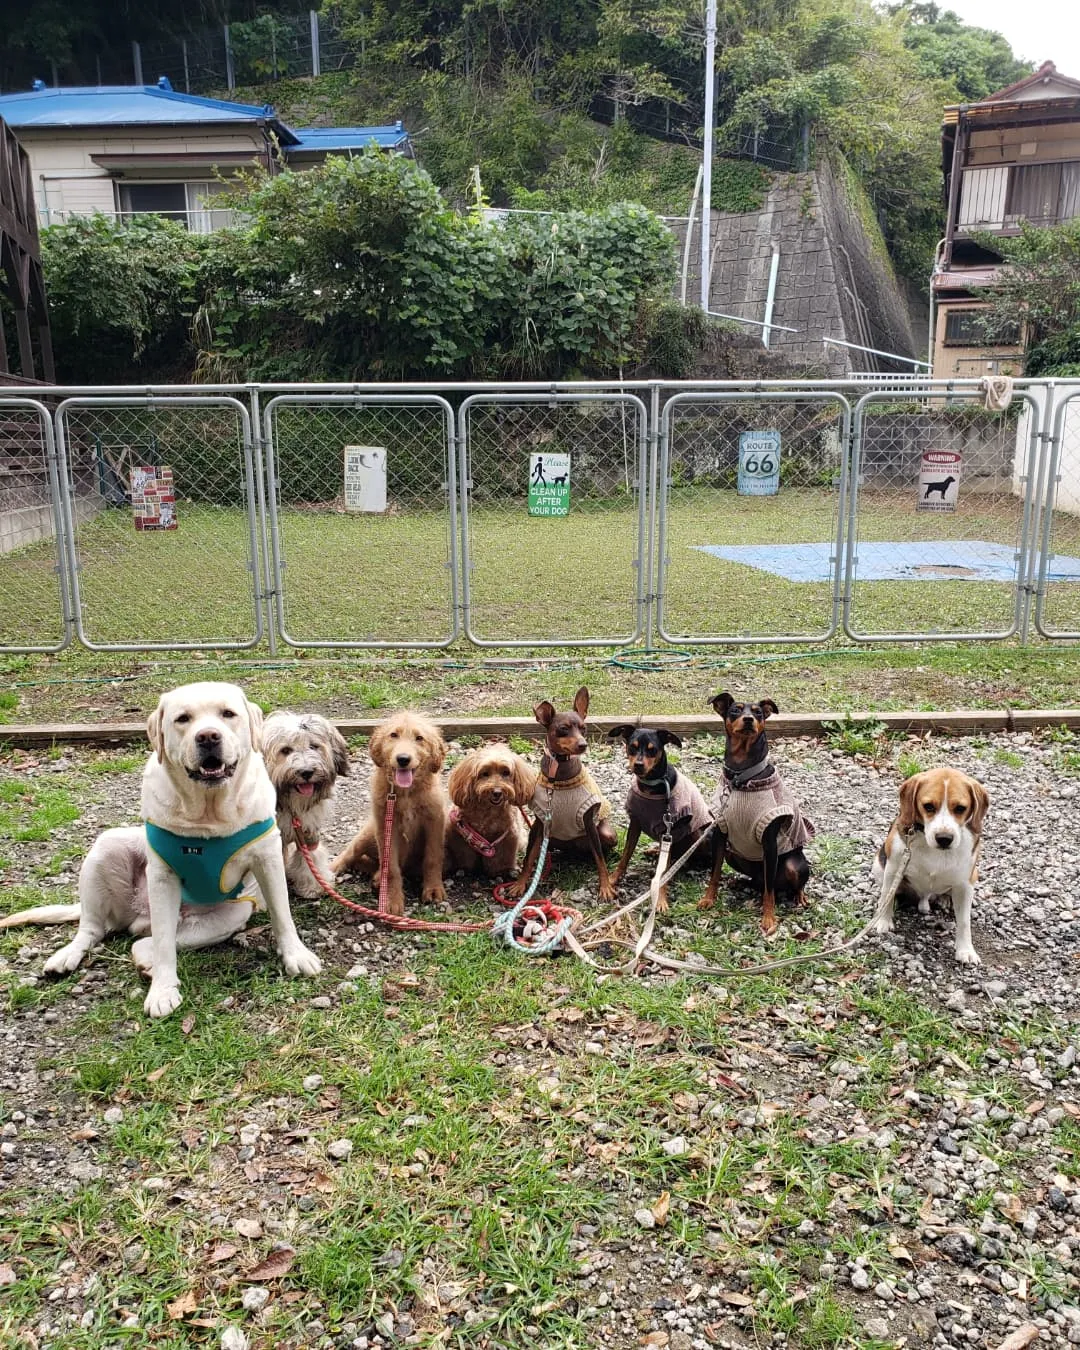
xmin=2 ymin=708 xmax=1079 ymax=749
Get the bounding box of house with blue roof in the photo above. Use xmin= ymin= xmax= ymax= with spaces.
xmin=0 ymin=78 xmax=411 ymax=231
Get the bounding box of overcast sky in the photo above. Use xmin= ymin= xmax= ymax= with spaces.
xmin=937 ymin=0 xmax=1080 ymax=82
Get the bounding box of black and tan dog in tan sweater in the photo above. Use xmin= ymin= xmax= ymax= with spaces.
xmin=699 ymin=691 xmax=814 ymax=934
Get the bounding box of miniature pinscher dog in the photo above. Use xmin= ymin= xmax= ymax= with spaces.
xmin=608 ymin=725 xmax=712 ymax=912
xmin=699 ymin=691 xmax=814 ymax=935
xmin=507 ymin=686 xmax=618 ymax=902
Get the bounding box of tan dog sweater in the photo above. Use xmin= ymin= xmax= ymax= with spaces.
xmin=532 ymin=768 xmax=611 ymax=841
xmin=626 ymin=770 xmax=711 ymax=842
xmin=710 ymin=766 xmax=814 ymax=862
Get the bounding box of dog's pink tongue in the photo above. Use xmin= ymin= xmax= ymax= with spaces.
xmin=296 ymin=782 xmax=315 ymax=797
xmin=394 ymin=767 xmax=414 ymax=788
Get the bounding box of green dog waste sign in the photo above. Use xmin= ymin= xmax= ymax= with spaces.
xmin=738 ymin=430 xmax=781 ymax=496
xmin=528 ymin=452 xmax=571 ymax=517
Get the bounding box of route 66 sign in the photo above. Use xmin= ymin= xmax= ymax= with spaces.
xmin=738 ymin=431 xmax=781 ymax=496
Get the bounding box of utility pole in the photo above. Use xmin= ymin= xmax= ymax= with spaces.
xmin=699 ymin=0 xmax=717 ymax=313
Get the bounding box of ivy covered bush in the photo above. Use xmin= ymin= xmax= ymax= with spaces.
xmin=42 ymin=151 xmax=676 ymax=384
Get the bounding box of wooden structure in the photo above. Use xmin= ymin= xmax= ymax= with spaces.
xmin=0 ymin=114 xmax=54 ymax=382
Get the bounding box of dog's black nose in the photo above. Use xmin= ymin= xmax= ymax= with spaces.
xmin=395 ymin=753 xmax=411 ymax=767
xmin=935 ymin=833 xmax=953 ymax=849
xmin=300 ymin=768 xmax=314 ymax=781
xmin=196 ymin=729 xmax=222 ymax=746
xmin=491 ymin=788 xmax=504 ymax=801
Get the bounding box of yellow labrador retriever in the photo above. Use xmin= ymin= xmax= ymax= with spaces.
xmin=0 ymin=681 xmax=321 ymax=1017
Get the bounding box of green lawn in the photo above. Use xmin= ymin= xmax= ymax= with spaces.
xmin=3 ymin=490 xmax=1078 ymax=651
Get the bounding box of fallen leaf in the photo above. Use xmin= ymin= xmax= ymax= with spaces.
xmin=167 ymin=1289 xmax=199 ymax=1320
xmin=207 ymin=1243 xmax=238 ymax=1265
xmin=888 ymin=1242 xmax=915 ymax=1266
xmin=651 ymin=1191 xmax=671 ymax=1227
xmin=282 ymin=1290 xmax=305 ymax=1304
xmin=181 ymin=1015 xmax=196 ymax=1037
xmin=312 ymin=1172 xmax=335 ymax=1193
xmin=147 ymin=1065 xmax=169 ymax=1083
xmin=641 ymin=1334 xmax=670 ymax=1347
xmin=1026 ymin=1100 xmax=1045 ymax=1116
xmin=719 ymin=1291 xmax=753 ymax=1307
xmin=242 ymin=1247 xmax=295 ymax=1282
xmin=0 ymin=1264 xmax=16 ymax=1286
xmin=69 ymin=1127 xmax=100 ymax=1142
xmin=994 ymin=1326 xmax=1040 ymax=1350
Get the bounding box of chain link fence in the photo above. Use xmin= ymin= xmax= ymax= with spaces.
xmin=0 ymin=399 xmax=70 ymax=653
xmin=843 ymin=390 xmax=1044 ymax=641
xmin=1035 ymin=389 xmax=1080 ymax=639
xmin=1 ymin=379 xmax=1079 ymax=654
xmin=656 ymin=393 xmax=849 ymax=644
xmin=458 ymin=394 xmax=648 ymax=646
xmin=264 ymin=396 xmax=458 ymax=648
xmin=54 ymin=397 xmax=262 ymax=650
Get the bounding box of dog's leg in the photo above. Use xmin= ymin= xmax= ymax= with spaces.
xmin=760 ymin=818 xmax=782 ymax=936
xmin=287 ymin=840 xmax=333 ymax=900
xmin=248 ymin=845 xmax=322 ymax=976
xmin=951 ymin=881 xmax=980 ymax=966
xmin=144 ymin=857 xmax=184 ymax=1018
xmin=331 ymin=824 xmax=378 ymax=877
xmin=505 ymin=819 xmax=544 ymax=900
xmin=131 ymin=900 xmax=255 ymax=978
xmin=583 ymin=805 xmax=615 ymax=902
xmin=781 ymin=850 xmax=811 ymax=908
xmin=420 ymin=820 xmax=447 ymax=905
xmin=698 ymin=829 xmax=728 ymax=911
xmin=611 ymin=822 xmax=642 ymax=890
xmin=870 ymin=843 xmax=907 ymax=937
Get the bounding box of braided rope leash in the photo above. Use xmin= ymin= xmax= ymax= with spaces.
xmin=377 ymin=789 xmax=396 ymax=915
xmin=490 ymin=787 xmax=581 ymax=955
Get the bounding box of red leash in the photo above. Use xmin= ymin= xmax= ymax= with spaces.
xmin=291 ymin=809 xmax=575 ymax=941
xmin=377 ymin=790 xmax=396 ymax=914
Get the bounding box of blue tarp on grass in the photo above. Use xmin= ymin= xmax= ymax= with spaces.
xmin=693 ymin=540 xmax=1080 ymax=583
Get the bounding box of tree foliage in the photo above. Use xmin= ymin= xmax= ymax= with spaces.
xmin=975 ymin=221 xmax=1080 ymax=376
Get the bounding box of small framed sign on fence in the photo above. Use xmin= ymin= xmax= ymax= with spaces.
xmin=527 ymin=452 xmax=571 ymax=517
xmin=917 ymin=450 xmax=961 ymax=513
xmin=343 ymin=446 xmax=387 ymax=512
xmin=738 ymin=431 xmax=781 ymax=496
xmin=130 ymin=466 xmax=177 ymax=531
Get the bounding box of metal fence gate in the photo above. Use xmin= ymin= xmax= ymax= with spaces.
xmin=1035 ymin=389 xmax=1080 ymax=639
xmin=656 ymin=391 xmax=851 ymax=644
xmin=0 ymin=398 xmax=70 ymax=654
xmin=54 ymin=396 xmax=262 ymax=650
xmin=458 ymin=392 xmax=649 ymax=646
xmin=263 ymin=395 xmax=458 ymax=648
xmin=0 ymin=378 xmax=1077 ymax=654
xmin=843 ymin=389 xmax=1044 ymax=642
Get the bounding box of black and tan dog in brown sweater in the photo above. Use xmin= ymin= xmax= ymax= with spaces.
xmin=608 ymin=725 xmax=712 ymax=912
xmin=699 ymin=692 xmax=814 ymax=934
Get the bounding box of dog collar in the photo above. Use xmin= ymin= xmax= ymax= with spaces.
xmin=449 ymin=806 xmax=510 ymax=859
xmin=634 ymin=772 xmax=672 ymax=795
xmin=723 ymin=758 xmax=774 ymax=788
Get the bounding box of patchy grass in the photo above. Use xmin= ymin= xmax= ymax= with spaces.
xmin=0 ymin=779 xmax=80 ymax=842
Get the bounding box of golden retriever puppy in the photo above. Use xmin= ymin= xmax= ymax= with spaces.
xmin=445 ymin=743 xmax=537 ymax=878
xmin=331 ymin=712 xmax=448 ymax=917
xmin=262 ymin=711 xmax=350 ymax=899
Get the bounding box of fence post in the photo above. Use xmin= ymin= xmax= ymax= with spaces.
xmin=644 ymin=382 xmax=661 ymax=648
xmin=182 ymin=39 xmax=190 ymax=93
xmin=310 ymin=10 xmax=321 ymax=77
xmin=249 ymin=386 xmax=278 ymax=656
xmin=132 ymin=41 xmax=144 ymax=85
xmin=224 ymin=25 xmax=236 ymax=90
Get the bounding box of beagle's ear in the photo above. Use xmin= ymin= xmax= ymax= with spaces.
xmin=710 ymin=691 xmax=734 ymax=717
xmin=246 ymin=699 xmax=264 ymax=753
xmin=534 ymin=700 xmax=556 ymax=728
xmin=573 ymin=686 xmax=590 ymax=720
xmin=658 ymin=729 xmax=683 ymax=748
xmin=607 ymin=724 xmax=636 ymax=742
xmin=759 ymin=699 xmax=779 ymax=719
xmin=897 ymin=773 xmax=923 ymax=833
xmin=968 ymin=778 xmax=990 ymax=834
xmin=146 ymin=698 xmax=166 ymax=763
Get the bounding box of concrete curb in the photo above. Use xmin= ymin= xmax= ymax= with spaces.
xmin=1 ymin=709 xmax=1078 ymax=748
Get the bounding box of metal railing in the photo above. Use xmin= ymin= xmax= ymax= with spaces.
xmin=0 ymin=377 xmax=1077 ymax=654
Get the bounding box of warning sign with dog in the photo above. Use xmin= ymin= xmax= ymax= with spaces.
xmin=528 ymin=452 xmax=570 ymax=517
xmin=917 ymin=450 xmax=961 ymax=512
xmin=738 ymin=431 xmax=781 ymax=496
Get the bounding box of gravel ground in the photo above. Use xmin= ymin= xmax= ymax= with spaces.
xmin=1 ymin=727 xmax=1079 ymax=1349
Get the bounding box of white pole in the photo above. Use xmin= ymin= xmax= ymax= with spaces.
xmin=681 ymin=163 xmax=703 ymax=305
xmin=699 ymin=0 xmax=717 ymax=313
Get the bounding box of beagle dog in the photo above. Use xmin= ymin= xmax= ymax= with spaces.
xmin=870 ymin=767 xmax=989 ymax=965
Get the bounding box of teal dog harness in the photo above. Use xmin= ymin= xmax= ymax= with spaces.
xmin=144 ymin=818 xmax=276 ymax=907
